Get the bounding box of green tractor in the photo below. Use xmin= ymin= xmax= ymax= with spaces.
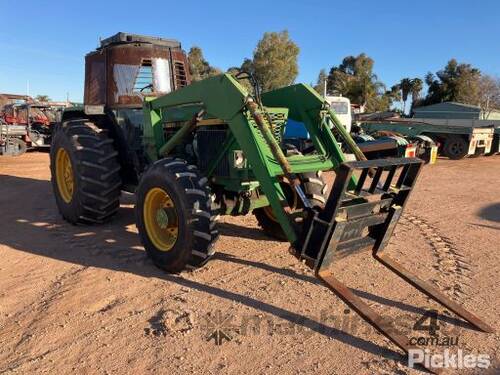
xmin=50 ymin=33 xmax=492 ymax=371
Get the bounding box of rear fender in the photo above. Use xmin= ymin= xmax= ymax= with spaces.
xmin=60 ymin=109 xmax=140 ymax=188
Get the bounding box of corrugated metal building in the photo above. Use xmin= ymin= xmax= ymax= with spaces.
xmin=413 ymin=102 xmax=500 ymax=120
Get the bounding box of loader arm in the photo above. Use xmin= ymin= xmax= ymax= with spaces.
xmin=143 ymin=74 xmax=359 ymax=243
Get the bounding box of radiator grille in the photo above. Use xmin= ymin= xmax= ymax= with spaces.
xmin=248 ymin=110 xmax=288 ymax=144
xmin=196 ymin=128 xmax=230 ymax=176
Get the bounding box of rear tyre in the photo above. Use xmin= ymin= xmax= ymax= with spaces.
xmin=135 ymin=158 xmax=218 ymax=273
xmin=254 ymin=170 xmax=328 ymax=241
xmin=50 ymin=119 xmax=122 ymax=224
xmin=442 ymin=135 xmax=468 ymax=160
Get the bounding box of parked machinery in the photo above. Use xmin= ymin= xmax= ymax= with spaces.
xmin=0 ymin=102 xmax=58 ymax=155
xmin=50 ymin=33 xmax=493 ymax=373
xmin=360 ymin=119 xmax=495 ymax=159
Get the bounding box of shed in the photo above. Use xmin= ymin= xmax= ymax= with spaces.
xmin=413 ymin=102 xmax=500 ymax=120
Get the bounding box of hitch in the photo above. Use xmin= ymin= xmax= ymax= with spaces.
xmin=295 ymin=157 xmax=494 ymax=374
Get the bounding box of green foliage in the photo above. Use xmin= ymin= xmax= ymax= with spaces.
xmin=366 ymin=92 xmax=394 ymax=112
xmin=399 ymin=78 xmax=412 ymax=103
xmin=421 ymin=59 xmax=481 ymax=106
xmin=374 ymin=84 xmax=402 ymax=112
xmin=327 ymin=53 xmax=393 ymax=112
xmin=226 ymin=66 xmax=254 ymax=93
xmin=238 ymin=59 xmax=258 ymax=93
xmin=388 ymin=84 xmax=402 ymax=102
xmin=398 ymin=78 xmax=423 ymax=114
xmin=188 ymin=47 xmax=221 ymax=82
xmin=240 ymin=58 xmax=255 ymax=76
xmin=410 ymin=78 xmax=423 ymax=103
xmin=35 ymin=95 xmax=50 ymax=102
xmin=250 ymin=31 xmax=299 ymax=92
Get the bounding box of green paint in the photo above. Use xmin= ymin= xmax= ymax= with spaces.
xmin=141 ymin=74 xmax=365 ymax=244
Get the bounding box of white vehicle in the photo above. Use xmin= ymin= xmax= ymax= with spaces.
xmin=325 ymin=96 xmax=352 ymax=133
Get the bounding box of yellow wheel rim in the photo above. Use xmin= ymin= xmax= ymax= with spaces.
xmin=55 ymin=148 xmax=74 ymax=203
xmin=144 ymin=187 xmax=179 ymax=252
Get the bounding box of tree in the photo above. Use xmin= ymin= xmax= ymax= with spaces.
xmin=35 ymin=95 xmax=50 ymax=102
xmin=238 ymin=58 xmax=257 ymax=93
xmin=250 ymin=30 xmax=299 ymax=92
xmin=327 ymin=54 xmax=391 ymax=112
xmin=313 ymin=69 xmax=328 ymax=95
xmin=399 ymin=78 xmax=412 ymax=114
xmin=313 ymin=69 xmax=327 ymax=95
xmin=240 ymin=58 xmax=255 ymax=76
xmin=478 ymin=75 xmax=500 ymax=119
xmin=397 ymin=78 xmax=423 ymax=114
xmin=226 ymin=66 xmax=254 ymax=93
xmin=188 ymin=46 xmax=221 ymax=81
xmin=366 ymin=92 xmax=392 ymax=112
xmin=388 ymin=84 xmax=402 ymax=103
xmin=422 ymin=59 xmax=481 ymax=106
xmin=410 ymin=78 xmax=423 ymax=104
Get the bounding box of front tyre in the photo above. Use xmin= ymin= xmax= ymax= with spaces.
xmin=135 ymin=158 xmax=218 ymax=273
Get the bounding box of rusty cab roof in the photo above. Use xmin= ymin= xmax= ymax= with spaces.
xmin=98 ymin=32 xmax=181 ymax=50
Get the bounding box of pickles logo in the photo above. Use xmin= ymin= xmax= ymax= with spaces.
xmin=409 ymin=349 xmax=491 ymax=370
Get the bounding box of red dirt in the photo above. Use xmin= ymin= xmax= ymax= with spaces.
xmin=0 ymin=152 xmax=499 ymax=374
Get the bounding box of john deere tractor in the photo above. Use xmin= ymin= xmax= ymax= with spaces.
xmin=50 ymin=33 xmax=492 ymax=371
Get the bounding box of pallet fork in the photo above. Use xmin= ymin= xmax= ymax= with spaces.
xmin=296 ymin=157 xmax=494 ymax=373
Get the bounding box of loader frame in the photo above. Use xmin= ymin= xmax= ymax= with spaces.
xmin=143 ymin=74 xmax=357 ymax=243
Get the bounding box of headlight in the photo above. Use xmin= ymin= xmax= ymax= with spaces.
xmin=233 ymin=150 xmax=246 ymax=168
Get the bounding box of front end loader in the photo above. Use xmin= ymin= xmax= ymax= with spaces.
xmin=50 ymin=33 xmax=493 ymax=373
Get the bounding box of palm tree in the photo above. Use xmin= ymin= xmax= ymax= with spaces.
xmin=410 ymin=78 xmax=423 ymax=105
xmin=389 ymin=84 xmax=402 ymax=102
xmin=399 ymin=78 xmax=412 ymax=114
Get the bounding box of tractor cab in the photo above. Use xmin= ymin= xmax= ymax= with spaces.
xmin=83 ymin=32 xmax=190 ymax=113
xmin=60 ymin=32 xmax=193 ymax=185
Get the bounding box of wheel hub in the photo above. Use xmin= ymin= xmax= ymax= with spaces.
xmin=144 ymin=187 xmax=179 ymax=252
xmin=155 ymin=208 xmax=170 ymax=229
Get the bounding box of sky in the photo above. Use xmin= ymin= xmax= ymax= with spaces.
xmin=0 ymin=0 xmax=499 ymax=102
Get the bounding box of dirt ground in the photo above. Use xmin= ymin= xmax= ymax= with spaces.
xmin=0 ymin=152 xmax=499 ymax=374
